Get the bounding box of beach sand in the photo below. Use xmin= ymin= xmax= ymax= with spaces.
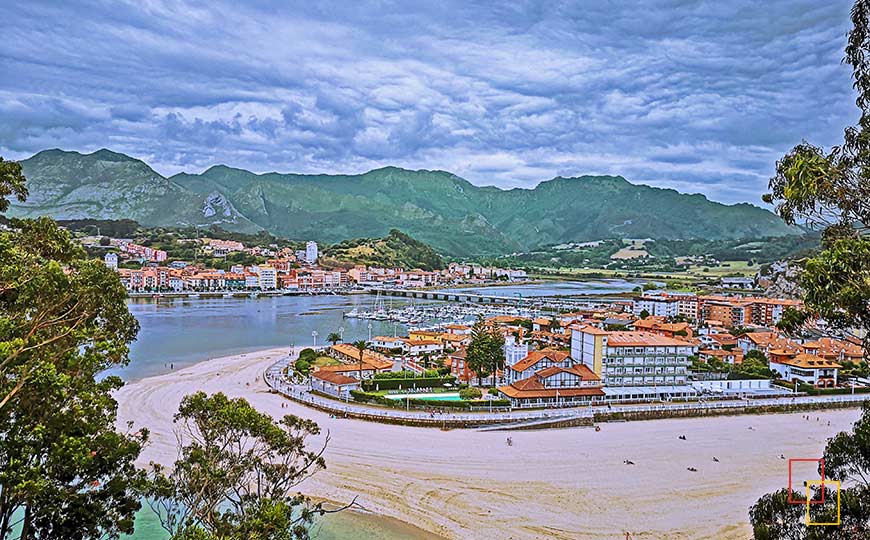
xmin=116 ymin=347 xmax=862 ymax=540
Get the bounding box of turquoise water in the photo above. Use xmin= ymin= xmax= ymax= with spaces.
xmin=386 ymin=392 xmax=463 ymax=401
xmin=125 ymin=502 xmax=440 ymax=540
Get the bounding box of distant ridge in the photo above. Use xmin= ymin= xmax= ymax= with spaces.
xmin=9 ymin=148 xmax=800 ymax=256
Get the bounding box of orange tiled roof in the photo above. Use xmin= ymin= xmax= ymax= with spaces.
xmin=510 ymin=350 xmax=570 ymax=372
xmin=312 ymin=371 xmax=360 ymax=385
xmin=777 ymin=353 xmax=842 ymax=370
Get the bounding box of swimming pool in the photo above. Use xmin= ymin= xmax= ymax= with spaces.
xmin=385 ymin=392 xmax=463 ymax=401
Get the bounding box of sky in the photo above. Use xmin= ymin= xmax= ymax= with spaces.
xmin=0 ymin=0 xmax=859 ymax=204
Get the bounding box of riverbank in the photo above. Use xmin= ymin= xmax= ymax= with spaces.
xmin=115 ymin=347 xmax=864 ymax=539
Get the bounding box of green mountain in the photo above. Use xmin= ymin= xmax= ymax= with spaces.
xmin=11 ymin=149 xmax=258 ymax=232
xmin=321 ymin=229 xmax=444 ymax=271
xmin=10 ymin=149 xmax=799 ymax=256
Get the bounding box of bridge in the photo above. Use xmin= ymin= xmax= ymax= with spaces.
xmin=367 ymin=287 xmax=623 ymax=310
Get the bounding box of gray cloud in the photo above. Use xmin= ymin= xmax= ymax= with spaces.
xmin=0 ymin=0 xmax=858 ymax=204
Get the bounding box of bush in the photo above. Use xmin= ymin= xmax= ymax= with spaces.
xmin=298 ymin=348 xmax=318 ymax=363
xmin=487 ymin=387 xmax=499 ymax=396
xmin=294 ymin=359 xmax=311 ymax=376
xmin=459 ymin=387 xmax=483 ymax=400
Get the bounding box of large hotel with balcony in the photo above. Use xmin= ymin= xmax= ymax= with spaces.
xmin=570 ymin=325 xmax=697 ymax=401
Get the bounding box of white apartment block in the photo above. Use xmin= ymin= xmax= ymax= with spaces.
xmin=305 ymin=241 xmax=318 ymax=264
xmin=571 ymin=326 xmax=694 ymax=387
xmin=633 ymin=296 xmax=679 ymax=318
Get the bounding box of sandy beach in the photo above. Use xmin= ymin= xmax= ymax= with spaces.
xmin=116 ymin=347 xmax=863 ymax=540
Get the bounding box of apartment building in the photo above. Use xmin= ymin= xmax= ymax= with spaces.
xmin=570 ymin=325 xmax=695 ymax=388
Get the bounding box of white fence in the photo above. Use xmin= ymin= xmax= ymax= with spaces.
xmin=264 ymin=353 xmax=870 ymax=427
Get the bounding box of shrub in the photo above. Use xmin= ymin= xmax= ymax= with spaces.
xmin=487 ymin=387 xmax=499 ymax=396
xmin=459 ymin=387 xmax=483 ymax=400
xmin=298 ymin=348 xmax=318 ymax=363
xmin=294 ymin=359 xmax=311 ymax=376
xmin=362 ymin=376 xmax=456 ymax=391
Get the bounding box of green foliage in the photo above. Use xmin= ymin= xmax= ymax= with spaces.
xmin=799 ymin=237 xmax=870 ymax=342
xmin=146 ymin=392 xmax=327 ymax=540
xmin=465 ymin=317 xmax=506 ymax=386
xmin=750 ymin=403 xmax=870 ymax=538
xmin=326 ymin=332 xmax=341 ymax=345
xmin=294 ymin=359 xmax=311 ymax=376
xmin=13 ymin=151 xmax=799 ymax=257
xmin=0 ymin=157 xmax=28 ymax=212
xmin=0 ymin=177 xmax=146 ymax=539
xmin=459 ymin=387 xmax=483 ymax=400
xmin=298 ymin=349 xmax=318 ymax=364
xmin=322 ymin=229 xmax=444 ymax=270
xmin=762 ymin=2 xmax=870 ymax=352
xmin=729 ymin=354 xmax=774 ymax=380
xmin=639 ymin=309 xmax=650 ymax=319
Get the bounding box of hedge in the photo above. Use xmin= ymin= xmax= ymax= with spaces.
xmin=362 ymin=376 xmax=456 ymax=391
xmin=774 ymin=379 xmax=870 ymax=396
xmin=348 ymin=390 xmax=508 ymax=410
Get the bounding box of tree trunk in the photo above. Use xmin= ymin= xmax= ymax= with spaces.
xmin=20 ymin=503 xmax=32 ymax=540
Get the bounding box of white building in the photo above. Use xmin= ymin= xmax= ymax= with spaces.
xmin=769 ymin=353 xmax=841 ymax=388
xmin=104 ymin=252 xmax=118 ymax=270
xmin=570 ymin=326 xmax=694 ymax=387
xmin=257 ymin=265 xmax=277 ymax=290
xmin=504 ymin=334 xmax=529 ymax=368
xmin=305 ymin=241 xmax=318 ymax=264
xmin=633 ymin=296 xmax=680 ymax=318
xmin=310 ymin=371 xmax=360 ymax=399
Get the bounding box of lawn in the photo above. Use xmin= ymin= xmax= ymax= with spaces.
xmin=313 ymin=356 xmax=342 ymax=367
xmin=686 ymin=260 xmax=757 ymax=277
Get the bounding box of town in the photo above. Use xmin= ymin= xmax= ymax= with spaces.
xmin=89 ymin=235 xmax=528 ymax=293
xmin=276 ymin=287 xmax=865 ymax=415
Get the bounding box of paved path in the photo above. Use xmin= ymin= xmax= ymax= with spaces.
xmin=264 ymin=353 xmax=870 ymax=428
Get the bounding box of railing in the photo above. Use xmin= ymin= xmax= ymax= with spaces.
xmin=265 ymin=354 xmax=870 ymax=427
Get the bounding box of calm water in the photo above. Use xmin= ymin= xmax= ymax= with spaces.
xmin=114 ymin=280 xmax=637 ymax=382
xmin=434 ymin=278 xmax=638 ymax=297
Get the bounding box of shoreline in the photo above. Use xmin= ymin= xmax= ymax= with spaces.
xmin=116 ymin=346 xmax=863 ymax=540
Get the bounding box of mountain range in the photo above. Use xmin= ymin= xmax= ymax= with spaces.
xmin=9 ymin=148 xmax=799 ymax=256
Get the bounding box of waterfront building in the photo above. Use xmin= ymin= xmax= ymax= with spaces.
xmin=370 ymin=336 xmax=405 ymax=351
xmin=310 ymin=371 xmax=360 ymax=399
xmin=698 ymin=348 xmax=743 ymax=365
xmin=257 ymin=265 xmax=277 ymax=290
xmin=768 ymin=353 xmax=840 ymax=387
xmin=498 ymin=350 xmax=605 ymax=406
xmin=570 ymin=326 xmax=694 ymax=387
xmin=631 ymin=317 xmax=693 ymax=338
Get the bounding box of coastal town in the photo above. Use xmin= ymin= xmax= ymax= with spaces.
xmin=90 ymin=235 xmax=528 ymax=293
xmin=84 ymin=230 xmax=867 ymax=416
xmin=270 ymin=286 xmax=866 ymax=418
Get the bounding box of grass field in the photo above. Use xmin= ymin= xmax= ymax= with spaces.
xmin=313 ymin=356 xmax=342 ymax=367
xmin=686 ymin=260 xmax=757 ymax=277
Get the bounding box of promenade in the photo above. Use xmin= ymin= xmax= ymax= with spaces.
xmin=264 ymin=353 xmax=870 ymax=429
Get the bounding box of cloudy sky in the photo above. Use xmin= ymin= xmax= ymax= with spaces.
xmin=0 ymin=0 xmax=859 ymax=204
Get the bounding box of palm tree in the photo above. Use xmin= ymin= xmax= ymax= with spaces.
xmin=326 ymin=332 xmax=341 ymax=346
xmin=353 ymin=339 xmax=368 ymax=381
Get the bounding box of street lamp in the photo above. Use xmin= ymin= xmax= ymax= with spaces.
xmin=312 ymin=330 xmax=318 ymax=348
xmin=339 ymin=326 xmax=345 ymax=341
xmin=367 ymin=322 xmax=373 ymax=341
